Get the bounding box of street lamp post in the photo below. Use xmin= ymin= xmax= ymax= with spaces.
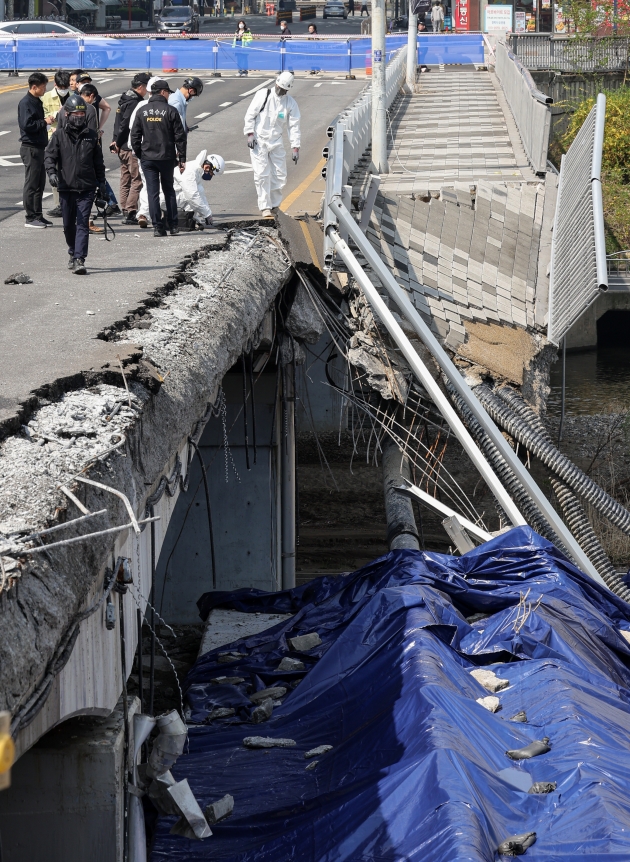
xmin=371 ymin=0 xmax=389 ymax=173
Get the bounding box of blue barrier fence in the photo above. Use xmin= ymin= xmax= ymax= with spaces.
xmin=0 ymin=33 xmax=483 ymax=73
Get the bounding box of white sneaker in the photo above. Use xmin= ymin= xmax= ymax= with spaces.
xmin=261 ymin=209 xmax=273 ymax=218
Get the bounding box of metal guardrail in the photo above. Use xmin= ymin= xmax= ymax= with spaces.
xmin=495 ymin=40 xmax=552 ymax=175
xmin=507 ymin=33 xmax=630 ymax=72
xmin=547 ymin=93 xmax=608 ymax=346
xmin=606 ymin=251 xmax=630 ymax=292
xmin=322 ymin=45 xmax=407 ymax=263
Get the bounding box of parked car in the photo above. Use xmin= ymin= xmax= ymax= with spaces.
xmin=156 ymin=5 xmax=201 ymax=32
xmin=0 ymin=19 xmax=84 ymax=34
xmin=323 ymin=1 xmax=347 ymax=18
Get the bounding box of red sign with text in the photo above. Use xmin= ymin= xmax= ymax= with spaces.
xmin=455 ymin=0 xmax=470 ymax=29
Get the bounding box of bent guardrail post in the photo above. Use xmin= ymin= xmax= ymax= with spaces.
xmin=326 ymin=199 xmax=607 ymax=587
xmin=548 ymin=93 xmax=608 ymax=346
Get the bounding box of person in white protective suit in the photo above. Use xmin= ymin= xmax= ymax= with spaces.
xmin=243 ymin=70 xmax=300 ymax=219
xmin=136 ymin=150 xmax=224 ymax=229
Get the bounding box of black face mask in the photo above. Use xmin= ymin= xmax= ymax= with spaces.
xmin=68 ymin=113 xmax=87 ymax=128
xmin=202 ymin=169 xmax=213 ymax=181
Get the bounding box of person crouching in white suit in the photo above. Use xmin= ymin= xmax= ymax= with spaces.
xmin=243 ymin=71 xmax=300 ymax=219
xmin=136 ymin=150 xmax=224 ymax=229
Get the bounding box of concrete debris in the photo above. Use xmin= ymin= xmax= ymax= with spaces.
xmin=288 ymin=633 xmax=322 ymax=652
xmin=477 ymin=696 xmax=502 ymax=713
xmin=146 ymin=770 xmax=180 ymax=816
xmin=251 ymin=698 xmax=274 ymax=724
xmin=470 ymin=668 xmax=509 ymax=693
xmin=277 ymin=657 xmax=305 ymax=672
xmin=509 ymin=711 xmax=528 ymax=723
xmin=205 ymin=707 xmax=236 ymax=722
xmin=347 ymin=330 xmax=408 ymax=404
xmin=243 ymin=736 xmax=296 ymax=749
xmin=218 ymin=652 xmax=243 ymax=664
xmin=204 ymin=793 xmax=234 ymax=825
xmin=304 ymin=745 xmax=333 ymax=759
xmin=305 ymin=760 xmax=319 ymax=771
xmin=285 ymin=279 xmax=325 ymax=345
xmin=4 ymin=272 xmax=32 ymax=284
xmin=279 ymin=332 xmax=306 ymax=366
xmin=211 ymin=676 xmax=246 ymax=685
xmin=250 ymin=686 xmax=287 ymax=704
xmin=528 ymin=781 xmax=557 ymax=794
xmin=620 ymin=631 xmax=630 ymax=645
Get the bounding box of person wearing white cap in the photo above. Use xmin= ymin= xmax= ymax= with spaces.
xmin=243 ymin=70 xmax=300 ymax=219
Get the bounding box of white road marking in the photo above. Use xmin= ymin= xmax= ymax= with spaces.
xmin=195 ymin=111 xmax=212 ymax=118
xmin=203 ymin=79 xmax=225 ymax=84
xmin=225 ymin=160 xmax=251 ymax=168
xmin=218 ymin=101 xmax=233 ymax=107
xmin=314 ymin=83 xmax=323 ymax=87
xmin=94 ymin=77 xmax=114 ymax=84
xmin=15 ymin=193 xmax=52 ymax=206
xmin=0 ymin=155 xmax=22 ymax=166
xmin=239 ymin=78 xmax=273 ymax=97
xmin=106 ymin=94 xmax=122 ymax=100
xmin=0 ymin=131 xmax=11 ymax=137
xmin=223 ymin=167 xmax=253 ymax=174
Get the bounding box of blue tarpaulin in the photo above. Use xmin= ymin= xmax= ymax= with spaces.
xmin=151 ymin=527 xmax=630 ymax=860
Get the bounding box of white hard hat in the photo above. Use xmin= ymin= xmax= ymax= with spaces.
xmin=276 ymin=71 xmax=294 ymax=90
xmin=206 ymin=153 xmax=225 ymax=175
xmin=146 ymin=76 xmax=161 ymax=93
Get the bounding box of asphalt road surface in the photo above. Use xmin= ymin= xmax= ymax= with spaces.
xmin=0 ymin=72 xmax=365 ymax=222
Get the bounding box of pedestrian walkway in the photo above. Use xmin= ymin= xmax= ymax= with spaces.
xmin=360 ymin=67 xmax=552 ymax=369
xmin=382 ymin=68 xmax=536 ymax=193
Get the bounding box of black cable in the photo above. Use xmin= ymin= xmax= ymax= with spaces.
xmin=190 ymin=439 xmax=217 ymax=590
xmin=249 ymin=347 xmax=257 ymax=465
xmin=149 ymin=515 xmax=156 ymax=717
xmin=242 ymin=353 xmax=250 ymax=470
xmin=137 ymin=607 xmax=143 ymax=715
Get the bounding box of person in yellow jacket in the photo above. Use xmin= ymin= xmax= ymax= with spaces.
xmin=232 ymin=20 xmax=253 ymax=77
xmin=41 ymin=70 xmax=71 ymax=217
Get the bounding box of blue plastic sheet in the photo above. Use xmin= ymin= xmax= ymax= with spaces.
xmin=417 ymin=34 xmax=484 ymax=65
xmin=152 ymin=527 xmax=630 ymax=860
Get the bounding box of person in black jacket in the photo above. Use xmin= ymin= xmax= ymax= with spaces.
xmin=18 ymin=71 xmax=53 ymax=229
xmin=110 ymin=73 xmax=150 ymax=225
xmin=130 ymin=79 xmax=187 ymax=238
xmin=44 ymin=94 xmax=106 ymax=275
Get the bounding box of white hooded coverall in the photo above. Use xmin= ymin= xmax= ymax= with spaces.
xmin=243 ymin=87 xmax=301 ymax=211
xmin=137 ymin=150 xmax=213 ymax=223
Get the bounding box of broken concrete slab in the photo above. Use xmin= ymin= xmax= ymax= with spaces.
xmin=456 ymin=321 xmax=539 ymax=386
xmin=288 ymin=633 xmax=322 ymax=652
xmin=470 ymin=668 xmax=509 ymax=693
xmin=250 ymin=687 xmax=287 ymax=704
xmin=305 ymin=760 xmax=319 ymax=771
xmin=305 ymin=745 xmax=333 ymax=759
xmin=251 ymin=699 xmax=274 ymax=724
xmin=204 ymin=793 xmax=234 ymax=825
xmin=211 ymin=677 xmax=246 ymax=686
xmin=477 ymin=696 xmax=502 ymax=713
xmin=243 ymin=737 xmax=296 ymax=749
xmin=199 ymin=609 xmax=293 ymax=658
xmin=277 ymin=657 xmax=305 ymax=672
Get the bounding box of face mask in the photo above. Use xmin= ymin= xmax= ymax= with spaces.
xmin=56 ymin=88 xmax=69 ymax=96
xmin=68 ymin=113 xmax=86 ymax=128
xmin=202 ymin=170 xmax=213 ymax=181
xmin=239 ymin=22 xmax=244 ymax=28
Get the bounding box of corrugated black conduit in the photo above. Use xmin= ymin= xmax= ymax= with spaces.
xmin=444 ymin=381 xmax=571 ymax=556
xmin=550 ymin=477 xmax=630 ymax=599
xmin=479 ymin=384 xmax=630 ymax=538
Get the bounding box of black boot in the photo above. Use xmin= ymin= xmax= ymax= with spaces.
xmin=122 ymin=210 xmax=138 ymax=225
xmin=73 ymin=258 xmax=87 ymax=275
xmin=47 ymin=205 xmax=62 ymax=217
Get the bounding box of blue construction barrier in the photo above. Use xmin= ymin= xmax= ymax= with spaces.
xmin=3 ymin=33 xmax=483 ymax=72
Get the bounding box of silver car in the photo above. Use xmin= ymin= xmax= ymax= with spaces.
xmin=156 ymin=5 xmax=200 ymax=33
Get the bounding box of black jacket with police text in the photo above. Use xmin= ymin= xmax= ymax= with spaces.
xmin=18 ymin=91 xmax=48 ymax=149
xmin=130 ymin=93 xmax=186 ymax=163
xmin=113 ymin=89 xmax=143 ymax=151
xmin=44 ymin=125 xmax=106 ymax=193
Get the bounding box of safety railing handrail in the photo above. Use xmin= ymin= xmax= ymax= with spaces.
xmin=494 ymin=39 xmax=552 ymax=174
xmin=322 ymin=45 xmax=407 ymax=262
xmin=547 ymin=93 xmax=608 ymax=346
